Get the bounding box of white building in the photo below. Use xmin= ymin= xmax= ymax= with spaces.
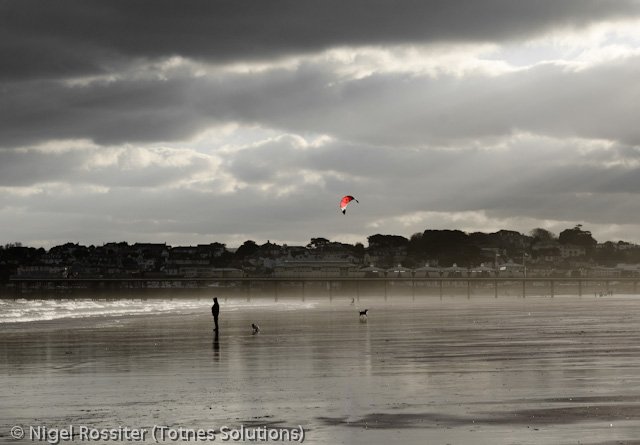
xmin=357 ymin=265 xmax=386 ymax=278
xmin=497 ymin=261 xmax=524 ymax=277
xmin=443 ymin=264 xmax=468 ymax=278
xmin=469 ymin=264 xmax=495 ymax=277
xmin=180 ymin=267 xmax=244 ymax=278
xmin=559 ymin=244 xmax=586 ymax=258
xmin=273 ymin=260 xmax=357 ymax=277
xmin=386 ymin=265 xmax=412 ymax=278
xmin=413 ymin=264 xmax=441 ymax=278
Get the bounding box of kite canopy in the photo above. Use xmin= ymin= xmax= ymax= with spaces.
xmin=340 ymin=195 xmax=359 ymax=214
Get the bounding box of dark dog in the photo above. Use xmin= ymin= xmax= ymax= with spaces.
xmin=359 ymin=309 xmax=368 ymax=317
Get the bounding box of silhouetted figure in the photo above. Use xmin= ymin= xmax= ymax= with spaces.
xmin=359 ymin=309 xmax=368 ymax=322
xmin=212 ymin=297 xmax=220 ymax=332
xmin=251 ymin=323 xmax=260 ymax=334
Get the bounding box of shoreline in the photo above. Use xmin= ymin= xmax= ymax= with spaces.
xmin=0 ymin=293 xmax=633 ymax=328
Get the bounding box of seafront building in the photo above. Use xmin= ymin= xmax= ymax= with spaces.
xmin=5 ymin=229 xmax=640 ymax=281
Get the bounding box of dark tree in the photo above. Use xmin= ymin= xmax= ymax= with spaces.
xmin=408 ymin=230 xmax=482 ymax=267
xmin=234 ymin=240 xmax=259 ymax=259
xmin=307 ymin=237 xmax=330 ymax=249
xmin=367 ymin=234 xmax=409 ymax=249
xmin=530 ymin=228 xmax=556 ymax=243
xmin=558 ymin=225 xmax=597 ymax=249
xmin=351 ymin=242 xmax=365 ymax=258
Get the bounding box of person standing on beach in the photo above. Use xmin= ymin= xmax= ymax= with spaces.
xmin=212 ymin=297 xmax=220 ymax=332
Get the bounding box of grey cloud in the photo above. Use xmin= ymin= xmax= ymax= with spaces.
xmin=243 ymin=61 xmax=640 ymax=147
xmin=0 ymin=182 xmax=331 ymax=239
xmin=4 ymin=124 xmax=640 ymax=223
xmin=213 ymin=135 xmax=640 ymax=229
xmin=3 ymin=1 xmax=640 ymax=246
xmin=223 ymin=137 xmax=301 ymax=184
xmin=4 ymin=133 xmax=640 ymax=247
xmin=0 ymin=146 xmax=214 ymax=188
xmin=0 ymin=149 xmax=76 ymax=186
xmin=2 ymin=0 xmax=639 ymax=80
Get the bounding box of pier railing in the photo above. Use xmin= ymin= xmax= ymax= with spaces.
xmin=5 ymin=276 xmax=639 ymax=299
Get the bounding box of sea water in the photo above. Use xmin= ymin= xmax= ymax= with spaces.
xmin=0 ymin=297 xmax=318 ymax=324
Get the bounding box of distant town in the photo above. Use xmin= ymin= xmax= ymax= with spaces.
xmin=3 ymin=225 xmax=640 ymax=282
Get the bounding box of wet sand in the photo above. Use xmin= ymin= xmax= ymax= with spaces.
xmin=2 ymin=295 xmax=640 ymax=444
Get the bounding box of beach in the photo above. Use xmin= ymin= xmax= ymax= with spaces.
xmin=2 ymin=295 xmax=640 ymax=444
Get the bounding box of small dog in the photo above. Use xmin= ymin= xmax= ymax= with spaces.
xmin=251 ymin=323 xmax=260 ymax=334
xmin=359 ymin=309 xmax=368 ymax=317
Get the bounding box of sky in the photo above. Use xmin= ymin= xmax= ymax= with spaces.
xmin=2 ymin=0 xmax=640 ymax=248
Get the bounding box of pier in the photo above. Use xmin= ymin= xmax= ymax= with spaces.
xmin=5 ymin=276 xmax=638 ymax=299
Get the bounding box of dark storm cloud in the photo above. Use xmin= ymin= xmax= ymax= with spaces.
xmin=0 ymin=75 xmax=218 ymax=146
xmin=1 ymin=0 xmax=639 ymax=80
xmin=2 ymin=55 xmax=640 ymax=148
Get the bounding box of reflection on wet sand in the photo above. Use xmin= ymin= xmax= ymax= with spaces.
xmin=319 ymin=402 xmax=640 ymax=429
xmin=213 ymin=331 xmax=220 ymax=361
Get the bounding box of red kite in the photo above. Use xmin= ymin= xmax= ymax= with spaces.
xmin=340 ymin=195 xmax=359 ymax=214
